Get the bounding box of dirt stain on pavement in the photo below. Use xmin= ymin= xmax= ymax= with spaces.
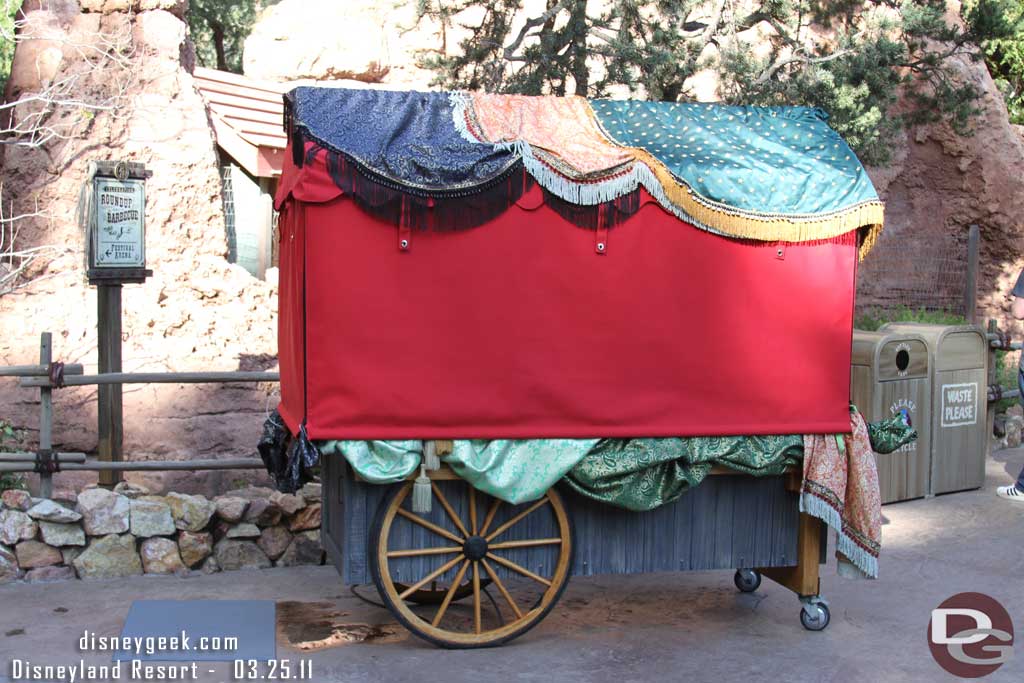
xmin=276 ymin=601 xmax=404 ymax=650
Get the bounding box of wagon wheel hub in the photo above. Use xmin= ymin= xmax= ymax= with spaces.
xmin=463 ymin=535 xmax=488 ymax=561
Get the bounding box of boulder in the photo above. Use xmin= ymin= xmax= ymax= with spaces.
xmin=15 ymin=540 xmax=62 ymax=568
xmin=129 ymin=499 xmax=175 ymax=537
xmin=213 ymin=540 xmax=271 ymax=571
xmin=27 ymin=499 xmax=82 ymax=524
xmin=288 ymin=503 xmax=321 ymax=532
xmin=61 ymin=546 xmax=83 ymax=566
xmin=0 ymin=544 xmax=22 ymax=584
xmin=1 ymin=489 xmax=33 ymax=511
xmin=25 ymin=565 xmax=76 ymax=583
xmin=270 ymin=491 xmax=305 ymax=516
xmin=114 ymin=481 xmax=152 ymax=499
xmin=76 ymin=489 xmax=130 ymax=535
xmin=200 ymin=555 xmax=221 ymax=574
xmin=257 ymin=525 xmax=292 ymax=561
xmin=228 ymin=486 xmax=277 ymax=501
xmin=299 ymin=482 xmax=322 ymax=502
xmin=242 ymin=0 xmax=437 ymax=87
xmin=140 ymin=537 xmax=186 ymax=574
xmin=37 ymin=521 xmax=86 ymax=546
xmin=277 ymin=530 xmax=324 ymax=567
xmin=0 ymin=509 xmax=38 ymax=544
xmin=165 ymin=492 xmax=216 ymax=532
xmin=177 ymin=531 xmax=213 ymax=568
xmin=243 ymin=499 xmax=282 ymax=528
xmin=73 ymin=534 xmax=143 ymax=580
xmin=225 ymin=523 xmax=261 ymax=539
xmin=213 ymin=496 xmax=249 ymax=523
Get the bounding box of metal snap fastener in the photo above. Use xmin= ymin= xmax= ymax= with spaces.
xmin=776 ymin=248 xmax=783 ymax=257
xmin=400 ymin=239 xmax=409 ymax=249
xmin=597 ymin=242 xmax=606 ymax=252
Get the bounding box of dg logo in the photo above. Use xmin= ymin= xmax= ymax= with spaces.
xmin=928 ymin=592 xmax=1014 ymax=678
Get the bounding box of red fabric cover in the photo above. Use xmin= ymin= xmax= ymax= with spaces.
xmin=276 ymin=148 xmax=858 ymax=439
xmin=276 ymin=204 xmax=306 ymax=435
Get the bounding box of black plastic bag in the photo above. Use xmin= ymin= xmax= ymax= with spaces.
xmin=257 ymin=410 xmax=320 ymax=493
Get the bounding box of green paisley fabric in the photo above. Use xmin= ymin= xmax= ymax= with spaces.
xmin=865 ymin=413 xmax=917 ymax=455
xmin=317 ymin=439 xmax=422 ymax=483
xmin=446 ymin=439 xmax=599 ymax=505
xmin=563 ymin=436 xmax=803 ymax=511
xmin=315 ymin=409 xmax=911 ymax=510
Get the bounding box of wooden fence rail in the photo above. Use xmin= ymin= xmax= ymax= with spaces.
xmin=1 ymin=332 xmax=278 ymax=497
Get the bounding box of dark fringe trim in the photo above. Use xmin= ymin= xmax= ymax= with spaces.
xmin=312 ymin=143 xmax=533 ymax=231
xmin=541 ymin=188 xmax=643 ymax=230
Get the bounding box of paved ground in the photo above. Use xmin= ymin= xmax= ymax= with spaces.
xmin=2 ymin=447 xmax=1023 ymax=683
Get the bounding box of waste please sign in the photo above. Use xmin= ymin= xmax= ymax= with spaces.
xmin=941 ymin=382 xmax=978 ymax=428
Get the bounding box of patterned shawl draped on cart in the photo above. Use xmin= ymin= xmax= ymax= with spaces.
xmin=284 ymin=87 xmax=883 ymax=256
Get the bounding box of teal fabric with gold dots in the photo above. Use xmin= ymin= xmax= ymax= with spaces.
xmin=589 ymin=100 xmax=880 ymax=217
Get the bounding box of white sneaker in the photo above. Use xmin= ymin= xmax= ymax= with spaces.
xmin=996 ymin=485 xmax=1024 ymax=502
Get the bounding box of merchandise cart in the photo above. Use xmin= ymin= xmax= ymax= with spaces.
xmin=268 ymin=87 xmax=885 ymax=648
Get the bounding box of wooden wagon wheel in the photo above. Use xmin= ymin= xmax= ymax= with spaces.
xmin=370 ymin=480 xmax=573 ymax=648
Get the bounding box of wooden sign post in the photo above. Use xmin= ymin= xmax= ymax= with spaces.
xmin=84 ymin=160 xmax=152 ymax=486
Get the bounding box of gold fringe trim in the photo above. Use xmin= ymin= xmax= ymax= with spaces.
xmin=582 ymin=103 xmax=885 ymax=260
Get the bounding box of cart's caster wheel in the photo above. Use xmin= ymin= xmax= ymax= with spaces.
xmin=370 ymin=480 xmax=573 ymax=649
xmin=734 ymin=569 xmax=761 ymax=593
xmin=800 ymin=602 xmax=831 ymax=631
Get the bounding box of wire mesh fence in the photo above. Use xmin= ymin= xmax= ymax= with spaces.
xmin=856 ymin=226 xmax=969 ymax=317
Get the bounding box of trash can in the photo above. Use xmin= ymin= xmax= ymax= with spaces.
xmin=851 ymin=330 xmax=932 ymax=503
xmin=880 ymin=323 xmax=988 ymax=495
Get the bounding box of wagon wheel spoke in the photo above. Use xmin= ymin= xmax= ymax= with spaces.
xmin=468 ymin=484 xmax=478 ymax=534
xmin=488 ymin=538 xmax=563 ymax=551
xmin=485 ymin=497 xmax=549 ymax=542
xmin=480 ymin=498 xmax=501 ymax=536
xmin=398 ymin=554 xmax=466 ymax=600
xmin=431 ymin=560 xmax=471 ymax=627
xmin=480 ymin=557 xmax=523 ymax=620
xmin=431 ymin=482 xmax=470 ymax=538
xmin=472 ymin=561 xmax=482 ymax=634
xmin=386 ymin=546 xmax=462 ymax=559
xmin=396 ymin=507 xmax=465 ymax=544
xmin=486 ymin=552 xmax=552 ymax=587
xmin=374 ymin=485 xmax=572 ymax=647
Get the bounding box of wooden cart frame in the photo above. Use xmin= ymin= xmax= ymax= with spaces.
xmin=320 ymin=448 xmax=829 ymax=648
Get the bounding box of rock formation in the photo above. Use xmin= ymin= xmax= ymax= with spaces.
xmin=1 ymin=1 xmax=278 ymax=494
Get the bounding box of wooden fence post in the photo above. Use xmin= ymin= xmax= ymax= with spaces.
xmin=38 ymin=332 xmax=53 ymax=498
xmin=97 ymin=284 xmax=123 ymax=487
xmin=964 ymin=225 xmax=980 ymax=324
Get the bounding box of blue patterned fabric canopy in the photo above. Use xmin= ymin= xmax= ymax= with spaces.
xmin=285 ymin=87 xmax=519 ymax=194
xmin=589 ymin=100 xmax=880 ymax=217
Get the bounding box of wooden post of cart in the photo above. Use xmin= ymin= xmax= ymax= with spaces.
xmin=83 ymin=160 xmax=152 ymax=487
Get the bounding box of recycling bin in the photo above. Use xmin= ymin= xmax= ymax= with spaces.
xmin=851 ymin=330 xmax=932 ymax=503
xmin=880 ymin=323 xmax=988 ymax=495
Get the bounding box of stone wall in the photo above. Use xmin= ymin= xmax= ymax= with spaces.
xmin=0 ymin=481 xmax=323 ymax=583
xmin=0 ymin=1 xmax=278 ymax=495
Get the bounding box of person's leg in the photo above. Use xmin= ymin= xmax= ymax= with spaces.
xmin=996 ymin=373 xmax=1024 ymax=501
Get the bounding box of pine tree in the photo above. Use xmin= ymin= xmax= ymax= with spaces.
xmin=415 ymin=1 xmax=1018 ymax=164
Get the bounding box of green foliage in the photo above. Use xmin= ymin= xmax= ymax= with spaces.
xmin=853 ymin=306 xmax=966 ymax=331
xmin=188 ymin=0 xmax=263 ymax=73
xmin=0 ymin=419 xmax=26 ymax=493
xmin=0 ymin=0 xmax=22 ymax=94
xmin=965 ymin=0 xmax=1024 ymax=123
xmin=415 ymin=1 xmax=1016 ymax=165
xmin=992 ymin=348 xmax=1019 ymax=413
